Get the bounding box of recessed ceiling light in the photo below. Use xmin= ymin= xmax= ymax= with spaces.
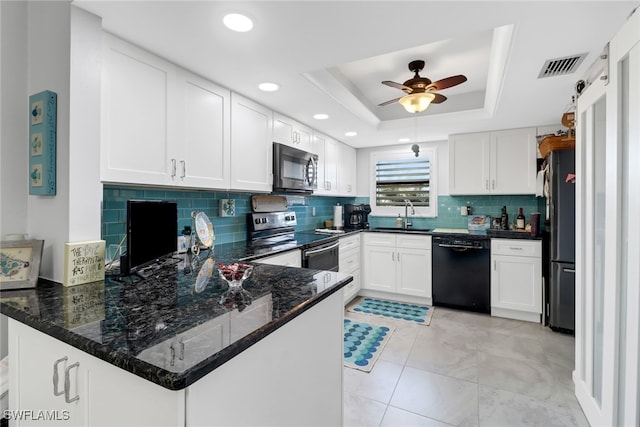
xmin=345 ymin=131 xmax=357 ymax=137
xmin=313 ymin=114 xmax=329 ymax=120
xmin=223 ymin=13 xmax=254 ymax=32
xmin=258 ymin=82 xmax=279 ymax=92
xmin=398 ymin=138 xmax=411 ymax=142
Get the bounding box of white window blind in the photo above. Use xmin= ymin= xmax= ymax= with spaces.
xmin=375 ymin=157 xmax=430 ymax=207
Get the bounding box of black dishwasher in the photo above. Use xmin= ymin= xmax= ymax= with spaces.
xmin=432 ymin=235 xmax=491 ymax=314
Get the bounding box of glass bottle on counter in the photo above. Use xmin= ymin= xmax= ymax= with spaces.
xmin=501 ymin=206 xmax=509 ymax=230
xmin=396 ymin=214 xmax=403 ymax=228
xmin=516 ymin=208 xmax=526 ymax=230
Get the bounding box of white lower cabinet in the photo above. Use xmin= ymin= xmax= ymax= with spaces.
xmin=339 ymin=233 xmax=361 ymax=304
xmin=362 ymin=233 xmax=432 ymax=302
xmin=8 ymin=319 xmax=183 ymax=427
xmin=256 ymin=249 xmax=301 ymax=268
xmin=490 ymin=238 xmax=542 ymax=322
xmin=8 ymin=290 xmax=342 ymax=427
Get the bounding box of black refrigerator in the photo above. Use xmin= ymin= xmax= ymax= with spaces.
xmin=548 ymin=149 xmax=576 ymax=333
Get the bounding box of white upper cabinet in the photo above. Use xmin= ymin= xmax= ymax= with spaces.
xmin=230 ymin=93 xmax=273 ymax=192
xmin=337 ymin=143 xmax=356 ymax=195
xmin=174 ymin=69 xmax=230 ymax=189
xmin=101 ymin=35 xmax=176 ymax=186
xmin=315 ymin=133 xmax=338 ymax=195
xmin=101 ymin=35 xmax=230 ymax=190
xmin=273 ymin=113 xmax=315 ymax=154
xmin=449 ymin=127 xmax=537 ymax=195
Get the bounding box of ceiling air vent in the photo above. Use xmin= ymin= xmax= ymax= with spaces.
xmin=537 ymin=54 xmax=587 ymax=78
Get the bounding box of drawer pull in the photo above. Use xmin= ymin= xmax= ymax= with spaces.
xmin=508 ymin=247 xmax=524 ymax=250
xmin=53 ymin=356 xmax=68 ymax=397
xmin=64 ymin=362 xmax=80 ymax=403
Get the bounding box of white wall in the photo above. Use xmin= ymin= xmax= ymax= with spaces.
xmin=26 ymin=1 xmax=72 ymax=280
xmin=25 ymin=2 xmax=102 ymax=281
xmin=68 ymin=6 xmax=102 ymax=243
xmin=0 ymin=1 xmax=28 ymax=240
xmin=0 ymin=0 xmax=29 ymax=360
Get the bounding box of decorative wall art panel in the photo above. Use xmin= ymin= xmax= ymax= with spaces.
xmin=29 ymin=90 xmax=57 ymax=195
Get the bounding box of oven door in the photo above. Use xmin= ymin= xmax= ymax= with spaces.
xmin=302 ymin=240 xmax=339 ymax=272
xmin=273 ymin=143 xmax=318 ymax=193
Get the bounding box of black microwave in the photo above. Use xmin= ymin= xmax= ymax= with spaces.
xmin=273 ymin=142 xmax=318 ymax=193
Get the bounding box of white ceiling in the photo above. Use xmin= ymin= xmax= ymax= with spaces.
xmin=73 ymin=0 xmax=637 ymax=148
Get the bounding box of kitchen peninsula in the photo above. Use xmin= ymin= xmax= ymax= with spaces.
xmin=0 ymin=246 xmax=351 ymax=427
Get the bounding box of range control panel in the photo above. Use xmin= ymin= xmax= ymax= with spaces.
xmin=249 ymin=211 xmax=297 ymax=232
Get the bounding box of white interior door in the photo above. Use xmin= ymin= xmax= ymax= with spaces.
xmin=574 ymin=8 xmax=640 ymax=426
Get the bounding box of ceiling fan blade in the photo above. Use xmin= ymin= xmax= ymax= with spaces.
xmin=426 ymin=75 xmax=467 ymax=91
xmin=377 ymin=97 xmax=401 ymax=107
xmin=382 ymin=80 xmax=413 ymax=92
xmin=430 ymin=93 xmax=447 ymax=104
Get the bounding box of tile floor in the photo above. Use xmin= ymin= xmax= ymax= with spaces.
xmin=343 ymin=302 xmax=589 ymax=427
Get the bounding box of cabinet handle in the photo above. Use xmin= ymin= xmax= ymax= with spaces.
xmin=563 ymin=268 xmax=576 ymax=273
xmin=397 ymin=252 xmax=400 ymax=261
xmin=485 ymin=180 xmax=489 ymax=190
xmin=492 ymin=180 xmax=496 ymax=189
xmin=64 ymin=362 xmax=80 ymax=403
xmin=509 ymin=247 xmax=523 ymax=250
xmin=170 ymin=344 xmax=176 ymax=366
xmin=494 ymin=260 xmax=496 ymax=270
xmin=53 ymin=356 xmax=68 ymax=397
xmin=392 ymin=252 xmax=394 ymax=262
xmin=180 ymin=160 xmax=186 ymax=179
xmin=171 ymin=158 xmax=177 ymax=178
xmin=179 ymin=340 xmax=185 ymax=360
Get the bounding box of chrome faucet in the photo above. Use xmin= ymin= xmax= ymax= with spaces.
xmin=404 ymin=199 xmax=415 ymax=229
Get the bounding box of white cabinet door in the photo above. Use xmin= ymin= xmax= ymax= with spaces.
xmin=449 ymin=132 xmax=491 ymax=195
xmin=490 ymin=239 xmax=542 ymax=322
xmin=321 ymin=136 xmax=339 ymax=195
xmin=9 ymin=320 xmax=183 ymax=427
xmin=9 ymin=321 xmax=88 ymax=426
xmin=397 ymin=247 xmax=432 ymax=298
xmin=257 ymin=249 xmax=302 ymax=267
xmin=449 ymin=128 xmax=537 ymax=195
xmin=230 ymin=93 xmax=273 ymax=192
xmin=338 ymin=143 xmax=357 ymax=196
xmin=339 ymin=234 xmax=361 ymax=303
xmin=273 ymin=114 xmax=314 ymax=153
xmin=491 ymin=128 xmax=537 ymax=194
xmin=175 ymin=70 xmax=230 ymax=189
xmin=101 ymin=35 xmax=175 ymax=186
xmin=362 ymin=244 xmax=396 ymax=293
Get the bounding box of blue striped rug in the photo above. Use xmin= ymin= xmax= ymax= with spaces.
xmin=343 ymin=319 xmax=394 ymax=372
xmin=348 ymin=297 xmax=433 ymax=325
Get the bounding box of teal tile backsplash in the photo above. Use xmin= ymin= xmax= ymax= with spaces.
xmin=368 ymin=195 xmax=546 ymax=230
xmin=102 ymin=186 xmax=359 ymax=250
xmin=102 ymin=186 xmax=545 ymax=253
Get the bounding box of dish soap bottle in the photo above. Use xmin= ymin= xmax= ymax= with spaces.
xmin=516 ymin=207 xmax=526 ymax=230
xmin=501 ymin=206 xmax=509 ymax=230
xmin=396 ymin=214 xmax=403 ymax=228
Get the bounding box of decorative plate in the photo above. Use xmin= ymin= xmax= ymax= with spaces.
xmin=193 ymin=211 xmax=214 ymax=248
xmin=194 ymin=258 xmax=214 ymax=293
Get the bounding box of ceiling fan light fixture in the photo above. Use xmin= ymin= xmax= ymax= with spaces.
xmin=399 ymin=92 xmax=436 ymax=113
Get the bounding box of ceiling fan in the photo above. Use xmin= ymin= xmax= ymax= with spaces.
xmin=378 ymin=59 xmax=467 ymax=113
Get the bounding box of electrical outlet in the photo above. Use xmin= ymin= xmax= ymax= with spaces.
xmin=461 ymin=206 xmax=468 ymax=216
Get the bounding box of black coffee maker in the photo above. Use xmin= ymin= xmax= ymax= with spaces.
xmin=344 ymin=204 xmax=371 ymax=230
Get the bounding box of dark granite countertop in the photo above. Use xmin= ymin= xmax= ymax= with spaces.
xmin=0 ymin=244 xmax=352 ymax=391
xmin=365 ymin=227 xmax=543 ymax=241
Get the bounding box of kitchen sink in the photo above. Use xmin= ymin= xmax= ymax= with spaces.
xmin=369 ymin=227 xmax=431 ymax=234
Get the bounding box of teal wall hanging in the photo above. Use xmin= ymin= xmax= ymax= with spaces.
xmin=29 ymin=90 xmax=57 ymax=195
